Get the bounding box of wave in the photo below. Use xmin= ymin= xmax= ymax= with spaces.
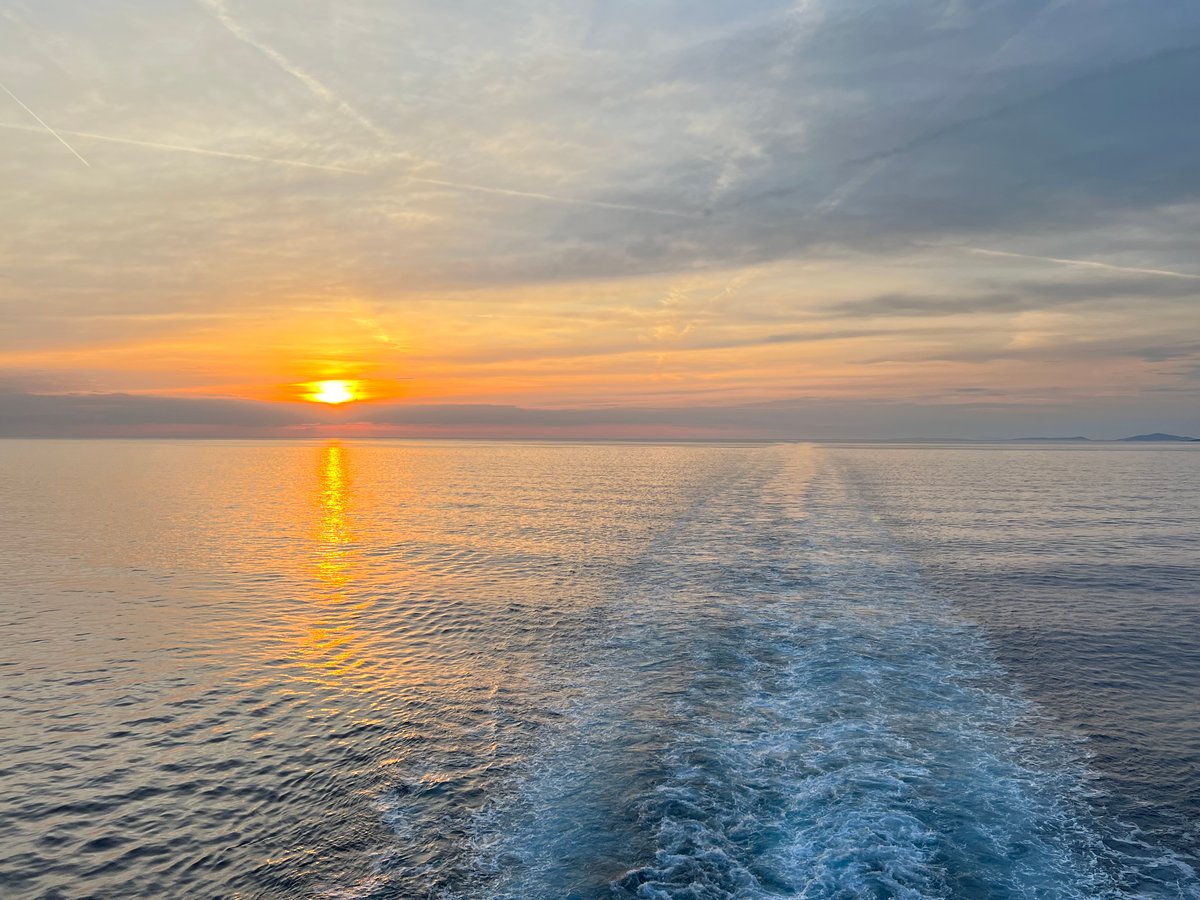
xmin=454 ymin=446 xmax=1198 ymax=899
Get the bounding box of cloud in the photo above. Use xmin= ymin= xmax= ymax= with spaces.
xmin=0 ymin=121 xmax=367 ymax=174
xmin=829 ymin=274 xmax=1199 ymax=319
xmin=196 ymin=0 xmax=391 ymax=142
xmin=0 ymin=79 xmax=89 ymax=166
xmin=401 ymin=174 xmax=700 ymax=220
xmin=2 ymin=0 xmax=1199 ymax=434
xmin=6 ymin=0 xmax=1200 ymax=285
xmin=1 ymin=391 xmax=1194 ymax=441
xmin=962 ymin=247 xmax=1200 ymax=280
xmin=0 ymin=392 xmax=311 ymax=436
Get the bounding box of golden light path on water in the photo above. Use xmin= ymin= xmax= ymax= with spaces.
xmin=317 ymin=444 xmax=352 ymax=590
xmin=290 ymin=444 xmax=377 ymax=691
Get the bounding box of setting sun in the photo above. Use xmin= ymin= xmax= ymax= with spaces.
xmin=307 ymin=380 xmax=357 ymax=405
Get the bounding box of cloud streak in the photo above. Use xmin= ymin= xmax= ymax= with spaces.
xmin=0 ymin=122 xmax=690 ymax=216
xmin=964 ymin=247 xmax=1200 ymax=280
xmin=1 ymin=391 xmax=1193 ymax=441
xmin=0 ymin=121 xmax=697 ymax=219
xmin=197 ymin=0 xmax=390 ymax=142
xmin=0 ymin=121 xmax=366 ymax=174
xmin=198 ymin=1 xmax=699 ymax=218
xmin=0 ymin=80 xmax=89 ymax=167
xmin=404 ymin=175 xmax=700 ymax=219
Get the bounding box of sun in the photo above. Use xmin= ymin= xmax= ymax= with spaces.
xmin=306 ymin=380 xmax=358 ymax=404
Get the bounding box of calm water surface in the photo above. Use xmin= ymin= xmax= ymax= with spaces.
xmin=0 ymin=440 xmax=1197 ymax=898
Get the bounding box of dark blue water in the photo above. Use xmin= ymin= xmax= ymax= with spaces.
xmin=833 ymin=443 xmax=1200 ymax=887
xmin=0 ymin=440 xmax=1196 ymax=898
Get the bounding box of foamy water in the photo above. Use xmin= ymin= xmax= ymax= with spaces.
xmin=0 ymin=440 xmax=1196 ymax=898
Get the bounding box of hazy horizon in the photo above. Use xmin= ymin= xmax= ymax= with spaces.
xmin=0 ymin=406 xmax=1196 ymax=443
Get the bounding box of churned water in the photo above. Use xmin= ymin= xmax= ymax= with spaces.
xmin=0 ymin=440 xmax=1196 ymax=898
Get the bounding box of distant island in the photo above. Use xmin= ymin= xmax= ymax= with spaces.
xmin=1119 ymin=433 xmax=1200 ymax=442
xmin=1013 ymin=433 xmax=1199 ymax=442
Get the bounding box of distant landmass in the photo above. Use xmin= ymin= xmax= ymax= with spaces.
xmin=1012 ymin=433 xmax=1199 ymax=442
xmin=1119 ymin=433 xmax=1200 ymax=442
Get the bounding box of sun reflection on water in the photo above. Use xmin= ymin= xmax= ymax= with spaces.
xmin=317 ymin=444 xmax=352 ymax=592
xmin=291 ymin=442 xmax=377 ymax=685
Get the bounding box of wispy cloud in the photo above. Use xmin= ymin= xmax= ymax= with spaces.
xmin=0 ymin=121 xmax=366 ymax=174
xmin=404 ymin=175 xmax=700 ymax=219
xmin=0 ymin=80 xmax=89 ymax=167
xmin=197 ymin=0 xmax=389 ymax=141
xmin=0 ymin=118 xmax=693 ymax=218
xmin=348 ymin=300 xmax=407 ymax=350
xmin=731 ymin=1 xmax=1069 ymax=216
xmin=198 ymin=2 xmax=701 ymax=218
xmin=965 ymin=247 xmax=1200 ymax=280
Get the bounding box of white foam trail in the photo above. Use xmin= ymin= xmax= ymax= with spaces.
xmin=0 ymin=121 xmax=366 ymax=174
xmin=0 ymin=81 xmax=90 ymax=167
xmin=198 ymin=0 xmax=389 ymax=141
xmin=965 ymin=246 xmax=1200 ymax=280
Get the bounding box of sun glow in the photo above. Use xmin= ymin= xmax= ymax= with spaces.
xmin=307 ymin=380 xmax=358 ymax=404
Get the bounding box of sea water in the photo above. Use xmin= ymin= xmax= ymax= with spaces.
xmin=0 ymin=440 xmax=1196 ymax=898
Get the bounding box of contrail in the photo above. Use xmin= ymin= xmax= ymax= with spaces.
xmin=197 ymin=1 xmax=700 ymax=218
xmin=0 ymin=121 xmax=366 ymax=174
xmin=1 ymin=119 xmax=693 ymax=215
xmin=0 ymin=80 xmax=90 ymax=167
xmin=349 ymin=299 xmax=407 ymax=350
xmin=815 ymin=159 xmax=886 ymax=213
xmin=814 ymin=0 xmax=1070 ymax=209
xmin=198 ymin=0 xmax=389 ymax=142
xmin=965 ymin=246 xmax=1200 ymax=280
xmin=728 ymin=1 xmax=1070 ymax=214
xmin=405 ymin=175 xmax=701 ymax=219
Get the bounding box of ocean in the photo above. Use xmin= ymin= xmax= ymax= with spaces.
xmin=1 ymin=440 xmax=1196 ymax=898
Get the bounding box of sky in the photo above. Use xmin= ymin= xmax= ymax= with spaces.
xmin=1 ymin=0 xmax=1198 ymax=439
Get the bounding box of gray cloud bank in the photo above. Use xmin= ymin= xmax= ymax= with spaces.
xmin=2 ymin=392 xmax=1195 ymax=441
xmin=2 ymin=0 xmax=1200 ymax=289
